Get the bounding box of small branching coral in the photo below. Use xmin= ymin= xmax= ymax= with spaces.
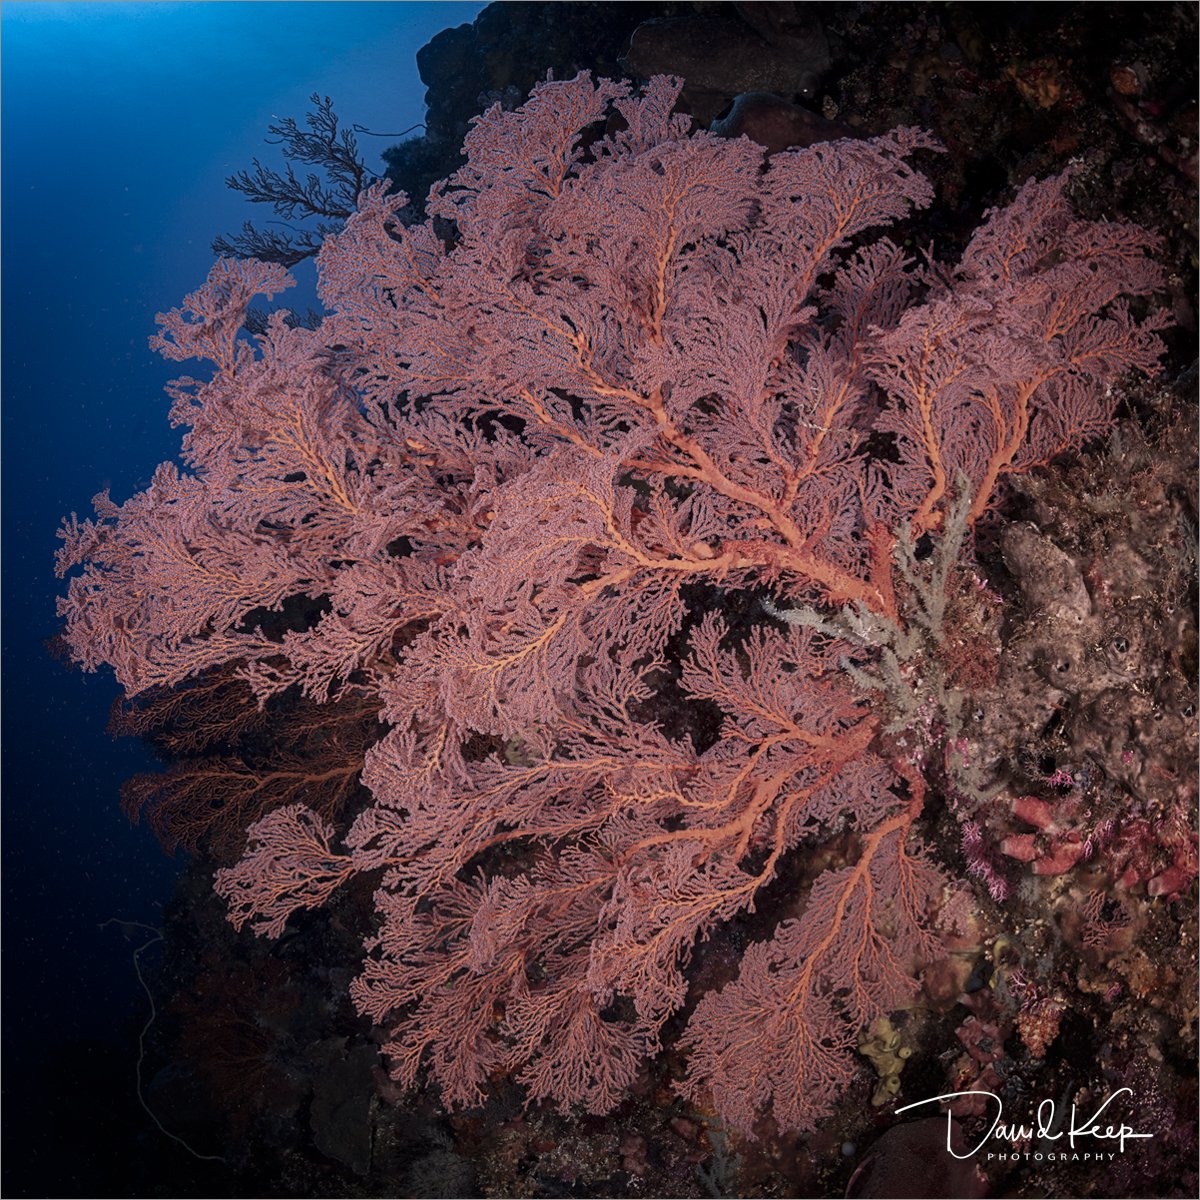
xmin=57 ymin=74 xmax=1167 ymax=1134
xmin=111 ymin=667 xmax=382 ymax=860
xmin=213 ymin=93 xmax=376 ymax=267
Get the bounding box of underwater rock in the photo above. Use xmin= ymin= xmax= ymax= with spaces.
xmin=845 ymin=1118 xmax=988 ymax=1198
xmin=308 ymin=1038 xmax=378 ymax=1175
xmin=625 ymin=10 xmax=831 ymax=123
xmin=710 ymin=91 xmax=857 ymax=152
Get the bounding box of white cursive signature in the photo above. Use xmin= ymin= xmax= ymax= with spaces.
xmin=895 ymin=1088 xmax=1154 ymax=1159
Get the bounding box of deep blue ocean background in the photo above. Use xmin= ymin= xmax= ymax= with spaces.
xmin=1 ymin=4 xmax=483 ymax=1194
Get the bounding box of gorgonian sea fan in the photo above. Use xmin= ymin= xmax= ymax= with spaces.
xmin=57 ymin=74 xmax=1165 ymax=1133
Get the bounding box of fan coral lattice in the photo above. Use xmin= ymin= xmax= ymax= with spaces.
xmin=56 ymin=74 xmax=1166 ymax=1134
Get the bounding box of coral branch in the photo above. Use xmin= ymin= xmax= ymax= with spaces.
xmin=58 ymin=73 xmax=1167 ymax=1133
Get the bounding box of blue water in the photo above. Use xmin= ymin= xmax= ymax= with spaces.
xmin=1 ymin=3 xmax=482 ymax=1192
